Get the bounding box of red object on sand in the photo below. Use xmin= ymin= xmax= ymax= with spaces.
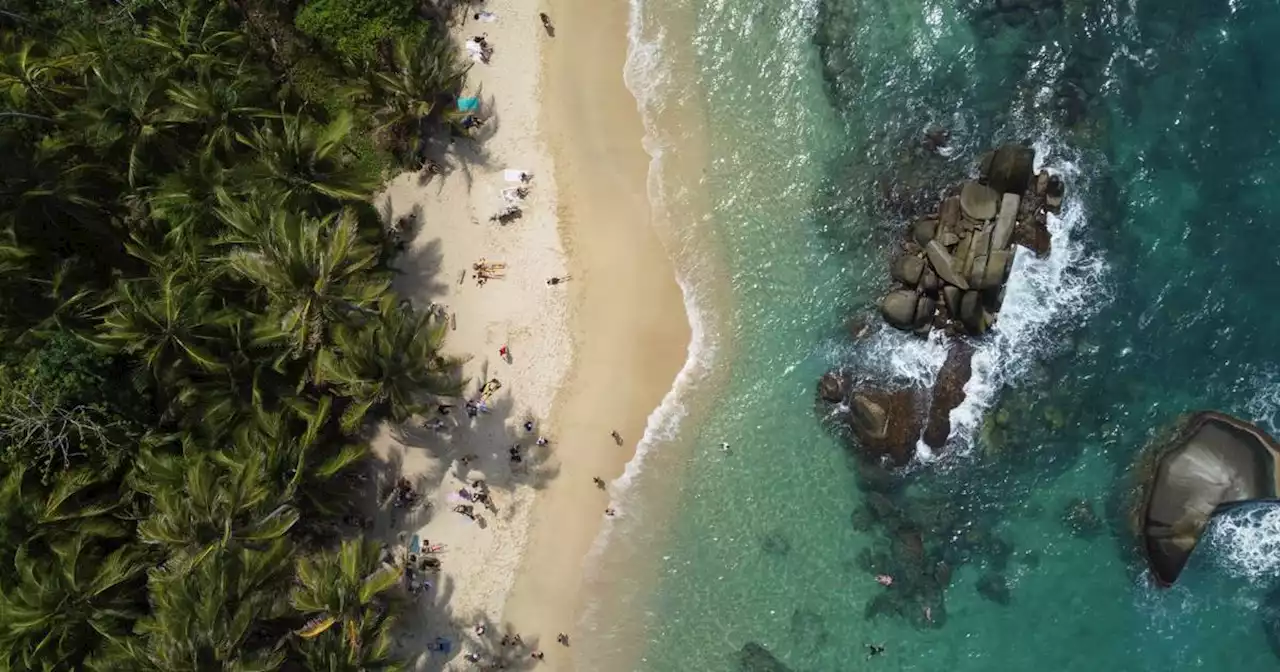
xmin=499 ymin=345 xmax=509 ymax=357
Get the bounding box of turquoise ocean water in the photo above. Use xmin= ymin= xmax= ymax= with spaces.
xmin=579 ymin=1 xmax=1280 ymax=670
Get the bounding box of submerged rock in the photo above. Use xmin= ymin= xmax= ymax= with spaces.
xmin=761 ymin=530 xmax=792 ymax=556
xmin=738 ymin=643 xmax=792 ymax=672
xmin=976 ymin=572 xmax=1012 ymax=605
xmin=1061 ymin=498 xmax=1103 ymax=538
xmin=817 ymin=371 xmax=847 ymax=403
xmin=1136 ymin=411 xmax=1280 ymax=586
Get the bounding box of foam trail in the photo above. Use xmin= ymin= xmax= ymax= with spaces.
xmin=1244 ymin=368 xmax=1280 ymax=437
xmin=1204 ymin=504 xmax=1280 ymax=583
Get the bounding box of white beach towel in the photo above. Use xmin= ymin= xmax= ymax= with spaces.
xmin=502 ymin=169 xmax=531 ymax=182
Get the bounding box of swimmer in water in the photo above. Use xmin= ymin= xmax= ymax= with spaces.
xmin=866 ymin=643 xmax=885 ymax=658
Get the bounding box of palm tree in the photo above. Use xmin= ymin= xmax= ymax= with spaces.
xmin=0 ymin=536 xmax=149 ymax=670
xmin=222 ymin=205 xmax=388 ymax=357
xmin=0 ymin=465 xmax=146 ymax=670
xmin=146 ymin=151 xmax=232 ymax=252
xmin=132 ymin=449 xmax=299 ymax=573
xmin=0 ymin=35 xmax=79 ymax=112
xmin=72 ymin=64 xmax=181 ymax=188
xmin=135 ymin=2 xmax=245 ymax=77
xmin=367 ymin=34 xmax=469 ymax=152
xmin=315 ymin=297 xmax=462 ymax=431
xmin=167 ymin=63 xmax=272 ymax=159
xmin=290 ymin=539 xmax=401 ymax=670
xmin=229 ymin=395 xmax=368 ymax=519
xmin=98 ymin=269 xmax=235 ymax=383
xmin=129 ymin=541 xmax=293 ymax=672
xmin=236 ymin=112 xmax=376 ymax=208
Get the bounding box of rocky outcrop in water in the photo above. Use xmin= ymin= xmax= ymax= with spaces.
xmin=881 ymin=144 xmax=1059 ymax=338
xmin=1133 ymin=411 xmax=1280 ymax=586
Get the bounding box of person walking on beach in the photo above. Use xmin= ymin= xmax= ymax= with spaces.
xmin=539 ymin=12 xmax=555 ymax=36
xmin=499 ymin=344 xmax=509 ymax=359
xmin=556 ymin=633 xmax=570 ymax=646
xmin=593 ymin=476 xmax=606 ymax=489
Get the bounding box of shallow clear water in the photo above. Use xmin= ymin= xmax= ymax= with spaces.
xmin=588 ymin=0 xmax=1280 ymax=670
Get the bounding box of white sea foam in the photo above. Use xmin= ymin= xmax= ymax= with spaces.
xmin=1203 ymin=504 xmax=1280 ymax=582
xmin=1243 ymin=368 xmax=1280 ymax=437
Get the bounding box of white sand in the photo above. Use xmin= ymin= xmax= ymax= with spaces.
xmin=371 ymin=2 xmax=569 ymax=667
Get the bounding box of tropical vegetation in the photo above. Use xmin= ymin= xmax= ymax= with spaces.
xmin=0 ymin=0 xmax=472 ymax=669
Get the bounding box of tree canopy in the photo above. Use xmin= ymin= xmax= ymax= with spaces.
xmin=0 ymin=0 xmax=471 ymax=668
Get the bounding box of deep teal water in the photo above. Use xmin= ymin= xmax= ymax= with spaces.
xmin=594 ymin=1 xmax=1280 ymax=670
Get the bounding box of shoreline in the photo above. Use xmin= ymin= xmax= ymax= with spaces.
xmin=501 ymin=0 xmax=691 ymax=667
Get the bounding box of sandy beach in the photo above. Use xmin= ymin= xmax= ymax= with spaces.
xmin=368 ymin=0 xmax=689 ymax=668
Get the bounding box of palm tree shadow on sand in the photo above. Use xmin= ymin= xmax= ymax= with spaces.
xmin=396 ymin=574 xmax=549 ymax=671
xmin=362 ymin=371 xmax=562 ymax=669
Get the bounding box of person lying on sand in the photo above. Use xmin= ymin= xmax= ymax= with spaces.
xmin=611 ymin=430 xmax=623 ymax=445
xmin=540 ymin=12 xmax=555 ymax=36
xmin=593 ymin=477 xmax=606 ymax=489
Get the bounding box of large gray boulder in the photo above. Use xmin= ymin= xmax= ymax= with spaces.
xmin=925 ymin=241 xmax=969 ymax=289
xmin=912 ymin=217 xmax=938 ymax=247
xmin=987 ymin=144 xmax=1035 ymax=195
xmin=960 ymin=181 xmax=999 ymax=220
xmin=851 ymin=394 xmax=889 ymax=439
xmin=891 ymin=255 xmax=925 ymax=287
xmin=992 ymin=193 xmax=1019 ymax=250
xmin=1138 ymin=412 xmax=1280 ymax=586
xmin=939 ymin=195 xmax=961 ymax=230
xmin=880 ymin=290 xmax=919 ymax=329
